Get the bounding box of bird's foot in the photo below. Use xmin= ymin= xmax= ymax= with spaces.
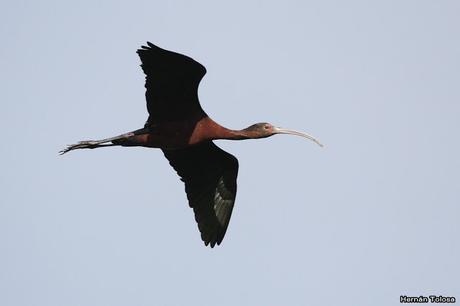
xmin=59 ymin=140 xmax=100 ymax=155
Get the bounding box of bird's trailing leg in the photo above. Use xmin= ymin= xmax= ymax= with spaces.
xmin=59 ymin=131 xmax=137 ymax=155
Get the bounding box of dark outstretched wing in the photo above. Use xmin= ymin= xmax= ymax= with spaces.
xmin=162 ymin=141 xmax=239 ymax=247
xmin=137 ymin=42 xmax=207 ymax=124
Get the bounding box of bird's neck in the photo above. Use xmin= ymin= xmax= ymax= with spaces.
xmin=209 ymin=127 xmax=251 ymax=141
xmin=214 ymin=126 xmax=257 ymax=140
xmin=221 ymin=129 xmax=252 ymax=140
xmin=201 ymin=117 xmax=252 ymax=141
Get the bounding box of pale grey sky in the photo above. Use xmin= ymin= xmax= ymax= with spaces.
xmin=1 ymin=1 xmax=459 ymax=305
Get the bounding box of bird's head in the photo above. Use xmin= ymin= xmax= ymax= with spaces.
xmin=243 ymin=122 xmax=324 ymax=147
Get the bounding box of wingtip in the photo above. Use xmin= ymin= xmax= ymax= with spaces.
xmin=203 ymin=238 xmax=219 ymax=248
xmin=138 ymin=41 xmax=156 ymax=51
xmin=208 ymin=241 xmax=217 ymax=248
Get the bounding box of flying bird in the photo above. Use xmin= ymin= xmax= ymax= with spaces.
xmin=60 ymin=42 xmax=323 ymax=247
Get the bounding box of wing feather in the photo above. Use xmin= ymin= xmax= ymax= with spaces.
xmin=162 ymin=141 xmax=238 ymax=247
xmin=137 ymin=42 xmax=207 ymax=124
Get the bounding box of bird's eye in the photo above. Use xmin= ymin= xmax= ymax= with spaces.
xmin=264 ymin=125 xmax=270 ymax=130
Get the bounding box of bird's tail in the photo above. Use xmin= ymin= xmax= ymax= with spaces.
xmin=59 ymin=128 xmax=151 ymax=155
xmin=59 ymin=139 xmax=118 ymax=155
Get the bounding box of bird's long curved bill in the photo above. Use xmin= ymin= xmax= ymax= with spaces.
xmin=274 ymin=127 xmax=324 ymax=147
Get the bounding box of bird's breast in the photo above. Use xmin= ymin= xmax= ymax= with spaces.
xmin=129 ymin=117 xmax=230 ymax=149
xmin=140 ymin=118 xmax=211 ymax=149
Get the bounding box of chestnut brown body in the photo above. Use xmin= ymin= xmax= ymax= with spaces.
xmin=117 ymin=116 xmax=237 ymax=149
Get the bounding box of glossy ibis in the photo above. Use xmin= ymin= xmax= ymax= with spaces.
xmin=60 ymin=42 xmax=323 ymax=247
